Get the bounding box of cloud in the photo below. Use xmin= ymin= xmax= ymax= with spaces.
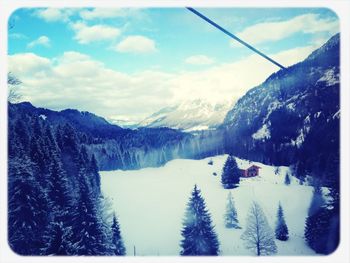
xmin=230 ymin=13 xmax=338 ymax=46
xmin=80 ymin=8 xmax=128 ymax=20
xmin=8 ymin=44 xmax=317 ymax=122
xmin=8 ymin=53 xmax=51 ymax=76
xmin=270 ymin=46 xmax=316 ymax=66
xmin=71 ymin=22 xmax=121 ymax=44
xmin=35 ymin=8 xmax=76 ymax=23
xmin=27 ymin=36 xmax=50 ymax=48
xmin=185 ymin=55 xmax=214 ymax=65
xmin=8 ymin=52 xmax=172 ymax=121
xmin=79 ymin=8 xmax=146 ymax=22
xmin=9 ymin=33 xmax=28 ymax=40
xmin=115 ymin=35 xmax=157 ymax=54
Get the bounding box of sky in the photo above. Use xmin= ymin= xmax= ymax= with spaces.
xmin=8 ymin=8 xmax=339 ymax=123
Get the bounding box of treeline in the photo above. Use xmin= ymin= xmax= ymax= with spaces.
xmin=8 ymin=112 xmax=125 ymax=255
xmin=9 ymin=102 xmax=224 ymax=171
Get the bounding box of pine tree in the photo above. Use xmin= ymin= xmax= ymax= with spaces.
xmin=305 ymin=207 xmax=331 ymax=254
xmin=111 ymin=213 xmax=126 ymax=255
xmin=29 ymin=133 xmax=47 ymax=186
xmin=8 ymin=111 xmax=113 ymax=256
xmin=180 ymin=185 xmax=220 ymax=256
xmin=324 ymin=161 xmax=340 ymax=254
xmin=275 ymin=203 xmax=289 ymax=241
xmin=308 ymin=185 xmax=325 ymax=217
xmin=224 ymin=192 xmax=240 ymax=229
xmin=43 ymin=222 xmax=74 ymax=255
xmin=71 ymin=176 xmax=108 ymax=255
xmin=274 ymin=167 xmax=280 ymax=175
xmin=304 ymin=184 xmax=339 ymax=254
xmin=221 ymin=155 xmax=240 ymax=189
xmin=87 ymin=154 xmax=101 ymax=196
xmin=8 ymin=155 xmax=49 ymax=255
xmin=284 ymin=172 xmax=291 ymax=185
xmin=47 ymin=154 xmax=74 ymax=214
xmin=241 ymin=202 xmax=277 ymax=256
xmin=43 ymin=128 xmax=76 ymax=255
xmin=57 ymin=123 xmax=81 ymax=176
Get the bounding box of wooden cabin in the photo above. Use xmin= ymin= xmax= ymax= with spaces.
xmin=240 ymin=165 xmax=261 ymax=178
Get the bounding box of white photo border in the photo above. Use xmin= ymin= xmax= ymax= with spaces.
xmin=0 ymin=1 xmax=349 ymax=263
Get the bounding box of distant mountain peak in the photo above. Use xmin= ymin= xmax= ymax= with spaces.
xmin=307 ymin=33 xmax=339 ymax=61
xmin=138 ymin=99 xmax=233 ymax=131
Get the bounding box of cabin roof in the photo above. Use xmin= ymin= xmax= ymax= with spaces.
xmin=239 ymin=164 xmax=261 ymax=171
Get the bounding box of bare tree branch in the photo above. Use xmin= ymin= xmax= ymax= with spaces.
xmin=8 ymin=72 xmax=22 ymax=103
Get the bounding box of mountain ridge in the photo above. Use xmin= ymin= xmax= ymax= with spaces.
xmin=138 ymin=99 xmax=233 ymax=131
xmin=222 ymin=33 xmax=340 ymax=184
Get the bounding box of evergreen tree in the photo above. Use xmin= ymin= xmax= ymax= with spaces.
xmin=305 ymin=207 xmax=331 ymax=254
xmin=275 ymin=203 xmax=289 ymax=241
xmin=42 ymin=127 xmax=76 ymax=255
xmin=324 ymin=161 xmax=340 ymax=254
xmin=305 ymin=183 xmax=339 ymax=254
xmin=29 ymin=133 xmax=47 ymax=185
xmin=9 ymin=119 xmax=26 ymax=159
xmin=284 ymin=172 xmax=291 ymax=185
xmin=324 ymin=187 xmax=340 ymax=254
xmin=180 ymin=185 xmax=220 ymax=256
xmin=221 ymin=155 xmax=240 ymax=189
xmin=8 ymin=155 xmax=49 ymax=255
xmin=224 ymin=192 xmax=240 ymax=229
xmin=87 ymin=154 xmax=101 ymax=196
xmin=43 ymin=222 xmax=74 ymax=255
xmin=274 ymin=167 xmax=280 ymax=175
xmin=70 ymin=169 xmax=108 ymax=255
xmin=307 ymin=185 xmax=325 ymax=217
xmin=47 ymin=153 xmax=74 ymax=214
xmin=57 ymin=123 xmax=81 ymax=176
xmin=241 ymin=202 xmax=277 ymax=256
xmin=111 ymin=213 xmax=126 ymax=255
xmin=8 ymin=108 xmax=114 ymax=256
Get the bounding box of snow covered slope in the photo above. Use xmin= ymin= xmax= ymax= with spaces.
xmin=138 ymin=99 xmax=232 ymax=131
xmin=101 ymin=155 xmax=316 ymax=256
xmin=221 ymin=34 xmax=340 ymax=173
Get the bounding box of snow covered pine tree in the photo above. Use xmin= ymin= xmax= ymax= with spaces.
xmin=221 ymin=155 xmax=240 ymax=189
xmin=8 ymin=111 xmax=121 ymax=255
xmin=284 ymin=172 xmax=291 ymax=185
xmin=8 ymin=155 xmax=49 ymax=255
xmin=224 ymin=192 xmax=240 ymax=229
xmin=180 ymin=185 xmax=220 ymax=255
xmin=304 ymin=185 xmax=339 ymax=254
xmin=275 ymin=202 xmax=289 ymax=241
xmin=241 ymin=202 xmax=277 ymax=256
xmin=111 ymin=213 xmax=126 ymax=255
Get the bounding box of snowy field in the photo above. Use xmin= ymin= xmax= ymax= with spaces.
xmin=101 ymin=155 xmax=316 ymax=256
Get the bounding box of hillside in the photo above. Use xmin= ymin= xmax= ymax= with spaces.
xmin=8 ymin=102 xmax=190 ymax=170
xmin=9 ymin=102 xmax=224 ymax=170
xmin=101 ymin=155 xmax=317 ymax=256
xmin=222 ymin=34 xmax=340 ymax=184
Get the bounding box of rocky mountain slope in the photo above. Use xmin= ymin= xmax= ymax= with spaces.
xmin=138 ymin=99 xmax=232 ymax=131
xmin=222 ymin=33 xmax=340 ymax=184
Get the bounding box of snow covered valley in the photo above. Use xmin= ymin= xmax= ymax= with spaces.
xmin=101 ymin=155 xmax=316 ymax=256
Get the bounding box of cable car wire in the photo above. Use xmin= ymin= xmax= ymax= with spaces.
xmin=186 ymin=7 xmax=286 ymax=70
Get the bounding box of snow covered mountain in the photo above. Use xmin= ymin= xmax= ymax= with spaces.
xmin=138 ymin=99 xmax=233 ymax=131
xmin=222 ymin=33 xmax=340 ymax=183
